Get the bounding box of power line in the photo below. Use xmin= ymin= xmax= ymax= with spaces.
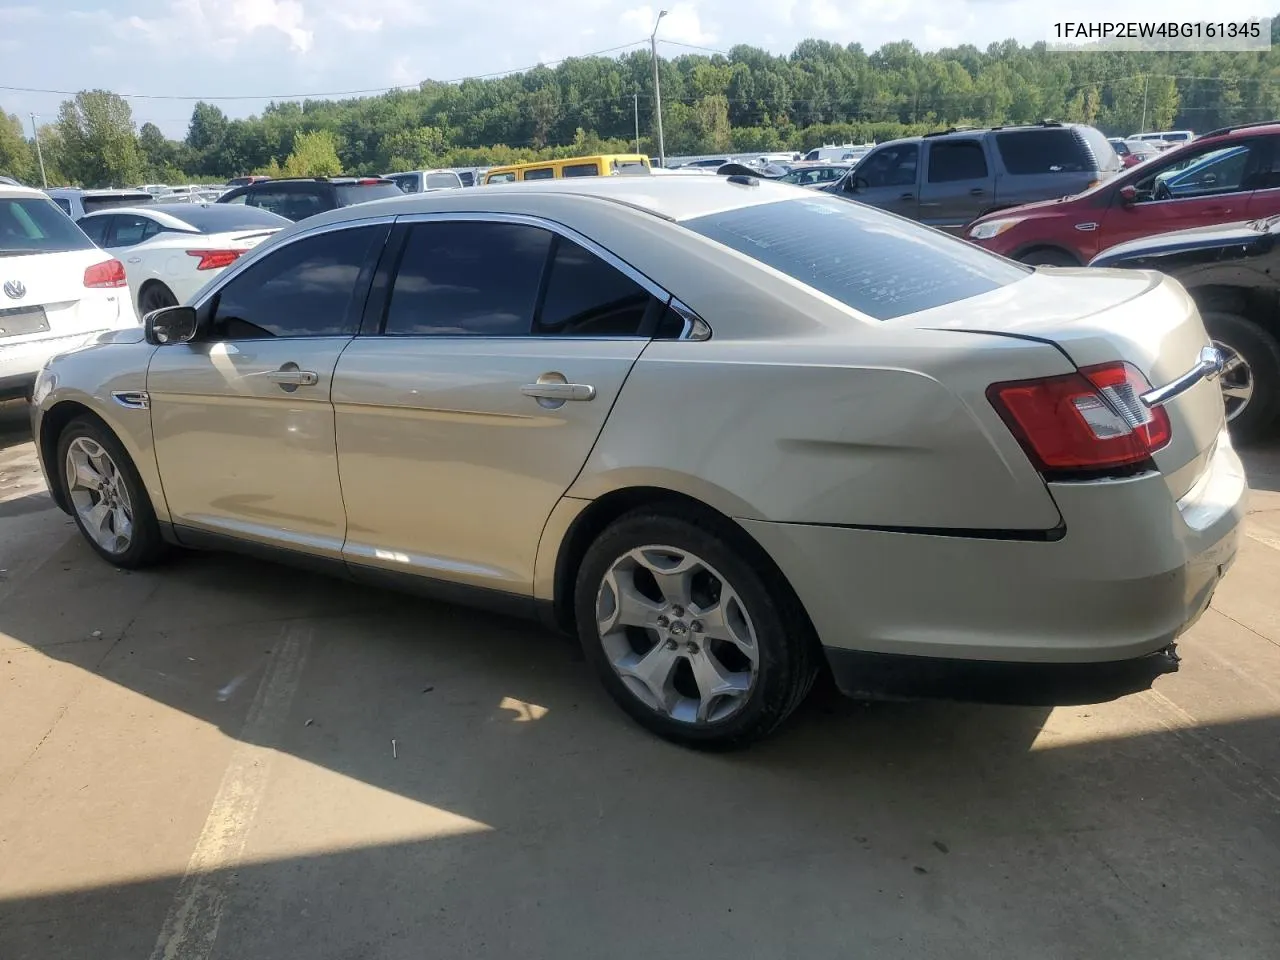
xmin=0 ymin=40 xmax=649 ymax=103
xmin=659 ymin=39 xmax=734 ymax=56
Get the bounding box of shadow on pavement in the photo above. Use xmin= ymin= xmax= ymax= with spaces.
xmin=0 ymin=401 xmax=30 ymax=452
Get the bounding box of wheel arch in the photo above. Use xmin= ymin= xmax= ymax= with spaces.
xmin=542 ymin=485 xmax=818 ymax=651
xmin=1013 ymin=244 xmax=1083 ymax=266
xmin=1187 ymin=283 xmax=1280 ymax=338
xmin=136 ymin=277 xmax=174 ymax=311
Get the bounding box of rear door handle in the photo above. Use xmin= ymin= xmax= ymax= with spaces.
xmin=898 ymin=193 xmax=915 ymax=201
xmin=521 ymin=382 xmax=595 ymax=402
xmin=267 ymin=369 xmax=318 ymax=386
xmin=969 ymin=188 xmax=986 ymax=196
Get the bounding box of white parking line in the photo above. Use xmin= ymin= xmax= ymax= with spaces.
xmin=148 ymin=623 xmax=312 ymax=960
xmin=1247 ymin=530 xmax=1280 ymax=552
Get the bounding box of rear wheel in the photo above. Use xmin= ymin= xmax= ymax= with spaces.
xmin=138 ymin=282 xmax=178 ymax=316
xmin=1202 ymin=310 xmax=1280 ymax=443
xmin=1018 ymin=248 xmax=1079 ymax=267
xmin=57 ymin=417 xmax=166 ymax=568
xmin=575 ymin=509 xmax=818 ymax=749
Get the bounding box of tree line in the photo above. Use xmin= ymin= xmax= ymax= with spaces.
xmin=4 ymin=25 xmax=1280 ymax=187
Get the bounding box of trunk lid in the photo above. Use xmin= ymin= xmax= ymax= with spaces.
xmin=0 ymin=248 xmax=124 ymax=344
xmin=906 ymin=267 xmax=1223 ymax=498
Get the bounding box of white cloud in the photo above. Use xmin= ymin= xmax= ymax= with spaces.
xmin=331 ymin=12 xmax=383 ymax=32
xmin=127 ymin=0 xmax=314 ymax=55
xmin=622 ymin=4 xmax=716 ymax=46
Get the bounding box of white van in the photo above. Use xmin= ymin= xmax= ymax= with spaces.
xmin=0 ymin=184 xmax=138 ymax=399
xmin=383 ymin=170 xmax=465 ymax=193
xmin=803 ymin=143 xmax=874 ymax=162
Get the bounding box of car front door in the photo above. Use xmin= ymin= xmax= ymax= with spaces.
xmin=331 ymin=215 xmax=659 ymax=596
xmin=918 ymin=139 xmax=994 ymax=232
xmin=1098 ymin=138 xmax=1269 ymax=252
xmin=147 ymin=222 xmax=389 ymax=557
xmin=838 ymin=143 xmax=920 ymax=219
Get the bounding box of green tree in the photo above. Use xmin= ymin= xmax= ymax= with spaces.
xmin=55 ymin=90 xmax=144 ymax=187
xmin=282 ymin=129 xmax=343 ymax=177
xmin=0 ymin=112 xmax=33 ymax=183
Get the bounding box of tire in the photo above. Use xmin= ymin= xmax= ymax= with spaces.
xmin=574 ymin=508 xmax=819 ymax=749
xmin=138 ymin=282 xmax=178 ymax=316
xmin=1018 ymin=248 xmax=1079 ymax=267
xmin=57 ymin=416 xmax=166 ymax=568
xmin=1202 ymin=310 xmax=1280 ymax=443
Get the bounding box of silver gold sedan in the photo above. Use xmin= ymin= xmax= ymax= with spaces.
xmin=30 ymin=177 xmax=1245 ymax=747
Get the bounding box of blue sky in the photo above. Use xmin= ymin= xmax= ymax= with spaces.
xmin=0 ymin=1 xmax=1272 ymax=139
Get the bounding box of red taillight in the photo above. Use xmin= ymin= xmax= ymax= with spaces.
xmin=988 ymin=361 xmax=1171 ymax=477
xmin=186 ymin=249 xmax=244 ymax=270
xmin=83 ymin=259 xmax=127 ymax=288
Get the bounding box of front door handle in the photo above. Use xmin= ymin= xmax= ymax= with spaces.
xmin=126 ymin=257 xmax=142 ymax=263
xmin=521 ymin=382 xmax=596 ymax=402
xmin=969 ymin=188 xmax=986 ymax=196
xmin=899 ymin=192 xmax=915 ymax=201
xmin=267 ymin=367 xmax=318 ymax=388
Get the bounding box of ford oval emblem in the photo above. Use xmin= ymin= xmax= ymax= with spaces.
xmin=3 ymin=280 xmax=25 ymax=300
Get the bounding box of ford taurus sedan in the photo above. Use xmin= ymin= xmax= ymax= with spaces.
xmin=29 ymin=177 xmax=1245 ymax=748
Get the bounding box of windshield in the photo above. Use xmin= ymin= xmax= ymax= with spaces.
xmin=0 ymin=196 xmax=94 ymax=255
xmin=161 ymin=204 xmax=289 ymax=233
xmin=334 ymin=183 xmax=404 ymax=205
xmin=683 ymin=194 xmax=1030 ymax=321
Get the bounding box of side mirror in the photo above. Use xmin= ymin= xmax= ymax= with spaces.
xmin=144 ymin=305 xmax=198 ymax=345
xmin=1118 ymin=184 xmax=1138 ymax=206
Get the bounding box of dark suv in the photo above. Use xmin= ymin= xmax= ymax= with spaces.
xmin=216 ymin=177 xmax=404 ymax=221
xmin=824 ymin=122 xmax=1120 ymax=233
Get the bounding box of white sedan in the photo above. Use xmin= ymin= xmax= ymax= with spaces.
xmin=75 ymin=204 xmax=288 ymax=315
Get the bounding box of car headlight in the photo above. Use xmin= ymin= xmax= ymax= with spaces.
xmin=968 ymin=218 xmax=1025 ymax=241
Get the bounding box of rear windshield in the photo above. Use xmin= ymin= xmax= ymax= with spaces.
xmin=425 ymin=172 xmax=462 ymax=189
xmin=82 ymin=193 xmax=154 ymax=214
xmin=0 ymin=197 xmax=94 ymax=255
xmin=333 ymin=183 xmax=404 ymax=206
xmin=996 ymin=130 xmax=1095 ymax=174
xmin=683 ymin=194 xmax=1029 ymax=321
xmin=161 ymin=204 xmax=288 ymax=233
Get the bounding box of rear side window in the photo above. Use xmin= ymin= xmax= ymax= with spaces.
xmin=996 ymin=130 xmax=1093 ymax=174
xmin=77 ymin=216 xmax=110 ymax=246
xmin=684 ymin=195 xmax=1029 ymax=322
xmin=51 ymin=198 xmax=72 ymax=215
xmin=0 ymin=197 xmax=94 ymax=254
xmin=536 ymin=238 xmax=650 ymax=336
xmin=385 ymin=221 xmax=551 ymax=336
xmin=523 ymin=168 xmax=555 ymax=181
xmin=333 ymin=183 xmax=403 ymax=206
xmin=927 ymin=141 xmax=989 ymax=182
xmin=110 ymin=214 xmax=160 ymax=247
xmin=1078 ymin=127 xmax=1122 ymax=172
xmin=562 ymin=163 xmax=599 ymax=178
xmin=209 ymin=226 xmax=377 ymax=339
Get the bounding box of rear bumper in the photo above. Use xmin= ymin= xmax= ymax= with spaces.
xmin=740 ymin=429 xmax=1244 ymax=667
xmin=0 ymin=331 xmax=110 ymax=383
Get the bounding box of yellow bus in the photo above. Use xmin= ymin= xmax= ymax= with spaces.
xmin=482 ymin=154 xmax=651 ymax=184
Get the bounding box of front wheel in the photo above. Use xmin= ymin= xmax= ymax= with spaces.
xmin=57 ymin=417 xmax=166 ymax=568
xmin=575 ymin=510 xmax=818 ymax=749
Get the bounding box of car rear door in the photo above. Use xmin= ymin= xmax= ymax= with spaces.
xmin=147 ymin=222 xmax=389 ymax=556
xmin=331 ymin=215 xmax=659 ymax=596
xmin=918 ymin=138 xmax=994 ymax=232
xmin=1097 ymin=138 xmax=1268 ymax=253
xmin=1243 ymin=136 xmax=1280 ymax=218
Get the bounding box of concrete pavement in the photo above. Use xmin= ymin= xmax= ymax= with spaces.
xmin=1 ymin=398 xmax=1278 ymax=959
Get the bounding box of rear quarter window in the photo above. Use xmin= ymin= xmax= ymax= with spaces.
xmin=684 ymin=194 xmax=1029 ymax=321
xmin=995 ymin=130 xmax=1094 ymax=174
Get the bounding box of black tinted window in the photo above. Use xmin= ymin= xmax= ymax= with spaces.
xmin=210 ymin=226 xmax=375 ymax=339
xmin=927 ymin=141 xmax=989 ymax=182
xmin=0 ymin=198 xmax=94 ymax=254
xmin=164 ymin=205 xmax=287 ymax=232
xmin=536 ymin=238 xmax=650 ymax=336
xmin=685 ymin=195 xmax=1029 ymax=322
xmin=82 ymin=193 xmax=153 ymax=213
xmin=77 ymin=215 xmax=110 ymax=246
xmin=333 ymin=183 xmax=403 ymax=206
xmin=247 ymin=188 xmax=328 ymax=221
xmin=523 ymin=168 xmax=555 ymax=181
xmin=52 ymin=198 xmax=72 ymax=215
xmin=385 ymin=221 xmax=550 ymax=336
xmin=858 ymin=144 xmax=918 ymax=188
xmin=111 ymin=214 xmax=159 ymax=246
xmin=562 ymin=163 xmax=598 ymax=178
xmin=996 ymin=130 xmax=1093 ymax=174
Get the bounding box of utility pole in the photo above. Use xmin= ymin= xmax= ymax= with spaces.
xmin=29 ymin=113 xmax=47 ymax=188
xmin=634 ymin=89 xmax=640 ymax=154
xmin=650 ymin=10 xmax=667 ymax=167
xmin=1140 ymin=75 xmax=1149 ymax=133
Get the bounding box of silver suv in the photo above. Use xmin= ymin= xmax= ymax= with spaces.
xmin=826 ymin=122 xmax=1121 ymax=233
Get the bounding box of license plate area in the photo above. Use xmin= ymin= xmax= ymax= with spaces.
xmin=0 ymin=305 xmax=49 ymax=339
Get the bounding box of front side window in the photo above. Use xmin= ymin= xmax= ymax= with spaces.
xmin=385 ymin=221 xmax=550 ymax=336
xmin=1138 ymin=142 xmax=1262 ymax=200
xmin=486 ymin=172 xmax=516 ymax=184
xmin=208 ymin=226 xmax=376 ymax=339
xmin=536 ymin=238 xmax=650 ymax=336
xmin=927 ymin=141 xmax=989 ymax=182
xmin=684 ymin=194 xmax=1029 ymax=322
xmin=389 ymin=173 xmax=421 ymax=194
xmin=856 ymin=144 xmax=919 ymax=188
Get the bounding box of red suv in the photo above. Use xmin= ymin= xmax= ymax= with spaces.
xmin=967 ymin=121 xmax=1280 ymax=265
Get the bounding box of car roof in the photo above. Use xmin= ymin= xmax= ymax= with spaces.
xmin=879 ymin=122 xmax=1094 ymax=148
xmin=45 ymin=187 xmax=154 ymax=197
xmin=0 ymin=183 xmax=48 ymax=199
xmin=236 ymin=177 xmax=390 ymax=187
xmin=297 ymin=175 xmax=799 ymax=230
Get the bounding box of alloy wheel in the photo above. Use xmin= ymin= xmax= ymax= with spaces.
xmin=65 ymin=437 xmax=134 ymax=555
xmin=1214 ymin=339 xmax=1253 ymax=422
xmin=595 ymin=545 xmax=759 ymax=724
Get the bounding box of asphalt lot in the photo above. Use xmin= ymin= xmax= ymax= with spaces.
xmin=1 ymin=397 xmax=1278 ymax=959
